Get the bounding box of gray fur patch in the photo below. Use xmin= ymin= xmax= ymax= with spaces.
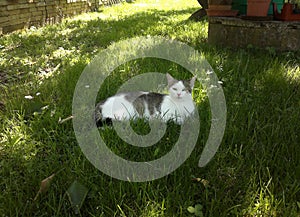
xmin=124 ymin=91 xmax=146 ymax=103
xmin=182 ymin=80 xmax=192 ymax=93
xmin=133 ymin=92 xmax=165 ymax=116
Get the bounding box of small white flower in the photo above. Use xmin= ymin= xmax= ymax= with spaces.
xmin=25 ymin=95 xmax=34 ymax=100
xmin=51 ymin=109 xmax=56 ymax=117
xmin=41 ymin=105 xmax=49 ymax=110
xmin=85 ymin=85 xmax=90 ymax=88
xmin=206 ymin=70 xmax=213 ymax=75
xmin=36 ymin=92 xmax=41 ymax=96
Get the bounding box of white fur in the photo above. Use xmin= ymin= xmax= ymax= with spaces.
xmin=101 ymin=94 xmax=137 ymax=120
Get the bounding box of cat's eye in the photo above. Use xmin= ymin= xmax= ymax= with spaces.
xmin=182 ymin=88 xmax=186 ymax=91
xmin=172 ymin=88 xmax=177 ymax=91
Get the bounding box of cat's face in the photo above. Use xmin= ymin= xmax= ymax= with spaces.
xmin=166 ymin=73 xmax=196 ymax=100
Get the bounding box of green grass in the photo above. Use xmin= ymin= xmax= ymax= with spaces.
xmin=1 ymin=0 xmax=300 ymax=216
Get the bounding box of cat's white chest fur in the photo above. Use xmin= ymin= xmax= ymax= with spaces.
xmin=161 ymin=95 xmax=195 ymax=124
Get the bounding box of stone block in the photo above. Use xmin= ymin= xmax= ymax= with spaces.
xmin=0 ymin=16 xmax=9 ymax=24
xmin=7 ymin=9 xmax=21 ymax=15
xmin=208 ymin=17 xmax=300 ymax=51
xmin=31 ymin=10 xmax=43 ymax=16
xmin=2 ymin=23 xmax=26 ymax=33
xmin=0 ymin=10 xmax=9 ymax=16
xmin=0 ymin=1 xmax=8 ymax=6
xmin=7 ymin=3 xmax=29 ymax=10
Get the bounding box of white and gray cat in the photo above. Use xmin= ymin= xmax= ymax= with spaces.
xmin=95 ymin=73 xmax=196 ymax=127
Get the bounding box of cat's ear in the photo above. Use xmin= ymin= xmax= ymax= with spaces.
xmin=166 ymin=73 xmax=176 ymax=87
xmin=190 ymin=76 xmax=196 ymax=89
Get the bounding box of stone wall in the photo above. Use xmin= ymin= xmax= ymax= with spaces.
xmin=0 ymin=0 xmax=102 ymax=34
xmin=208 ymin=17 xmax=300 ymax=51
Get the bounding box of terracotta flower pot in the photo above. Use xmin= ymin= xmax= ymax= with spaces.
xmin=208 ymin=4 xmax=232 ymax=10
xmin=247 ymin=0 xmax=271 ymax=16
xmin=207 ymin=0 xmax=238 ymax=17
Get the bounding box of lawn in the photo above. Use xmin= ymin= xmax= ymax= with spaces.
xmin=1 ymin=0 xmax=300 ymax=216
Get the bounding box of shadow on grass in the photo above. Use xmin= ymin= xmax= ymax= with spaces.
xmin=207 ymin=50 xmax=300 ymax=215
xmin=22 ymin=7 xmax=205 ymax=51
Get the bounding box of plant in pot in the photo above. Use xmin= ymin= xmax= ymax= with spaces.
xmin=247 ymin=0 xmax=271 ymax=16
xmin=273 ymin=0 xmax=300 ymax=20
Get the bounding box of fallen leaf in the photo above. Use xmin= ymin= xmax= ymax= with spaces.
xmin=187 ymin=206 xmax=195 ymax=214
xmin=58 ymin=115 xmax=73 ymax=124
xmin=34 ymin=173 xmax=55 ymax=201
xmin=66 ymin=180 xmax=89 ymax=214
xmin=194 ymin=204 xmax=203 ymax=217
xmin=192 ymin=177 xmax=209 ymax=187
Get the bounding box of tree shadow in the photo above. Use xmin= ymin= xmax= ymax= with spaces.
xmin=208 ymin=50 xmax=300 ymax=215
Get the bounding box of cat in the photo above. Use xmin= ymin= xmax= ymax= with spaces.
xmin=94 ymin=73 xmax=196 ymax=127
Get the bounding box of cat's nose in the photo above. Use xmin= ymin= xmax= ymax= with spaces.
xmin=177 ymin=93 xmax=181 ymax=97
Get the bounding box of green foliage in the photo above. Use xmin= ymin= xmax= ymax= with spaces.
xmin=1 ymin=0 xmax=300 ymax=216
